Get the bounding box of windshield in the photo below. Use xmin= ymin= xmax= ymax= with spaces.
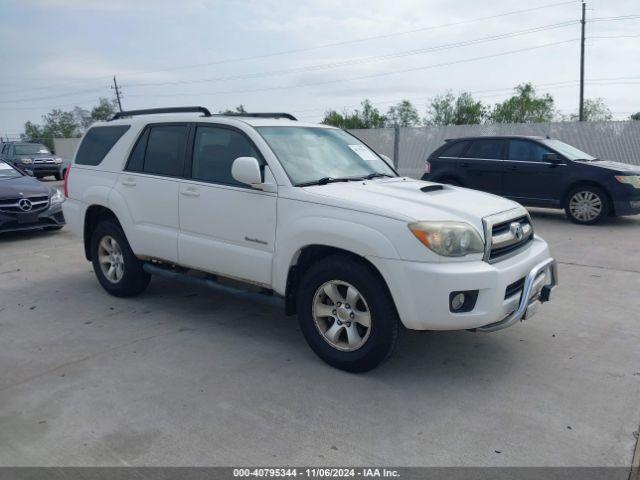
xmin=14 ymin=144 xmax=51 ymax=155
xmin=541 ymin=139 xmax=595 ymax=161
xmin=256 ymin=127 xmax=396 ymax=185
xmin=0 ymin=161 xmax=22 ymax=179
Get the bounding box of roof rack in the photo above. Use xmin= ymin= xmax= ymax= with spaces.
xmin=218 ymin=112 xmax=298 ymax=121
xmin=110 ymin=106 xmax=211 ymax=120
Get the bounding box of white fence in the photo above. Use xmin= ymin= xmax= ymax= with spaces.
xmin=349 ymin=120 xmax=640 ymax=178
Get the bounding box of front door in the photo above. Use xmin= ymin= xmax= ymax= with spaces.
xmin=457 ymin=138 xmax=506 ymax=195
xmin=502 ymin=139 xmax=566 ymax=206
xmin=178 ymin=124 xmax=277 ymax=286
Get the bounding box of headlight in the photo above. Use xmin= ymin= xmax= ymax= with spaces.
xmin=50 ymin=189 xmax=64 ymax=205
xmin=54 ymin=157 xmax=63 ymax=164
xmin=615 ymin=175 xmax=640 ymax=189
xmin=409 ymin=221 xmax=485 ymax=257
xmin=20 ymin=158 xmax=33 ymax=164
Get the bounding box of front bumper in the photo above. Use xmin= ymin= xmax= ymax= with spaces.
xmin=0 ymin=203 xmax=65 ymax=233
xmin=369 ymin=237 xmax=558 ymax=331
xmin=26 ymin=164 xmax=60 ymax=176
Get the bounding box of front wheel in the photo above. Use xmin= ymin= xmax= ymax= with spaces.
xmin=54 ymin=172 xmax=62 ymax=180
xmin=564 ymin=186 xmax=609 ymax=225
xmin=90 ymin=220 xmax=150 ymax=297
xmin=297 ymin=255 xmax=399 ymax=372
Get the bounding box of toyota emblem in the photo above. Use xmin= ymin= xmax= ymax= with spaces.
xmin=18 ymin=198 xmax=33 ymax=212
xmin=509 ymin=222 xmax=524 ymax=241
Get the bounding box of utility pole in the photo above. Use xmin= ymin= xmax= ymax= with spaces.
xmin=112 ymin=75 xmax=123 ymax=112
xmin=579 ymin=1 xmax=586 ymax=121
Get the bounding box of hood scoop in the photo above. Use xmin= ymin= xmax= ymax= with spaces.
xmin=420 ymin=185 xmax=444 ymax=193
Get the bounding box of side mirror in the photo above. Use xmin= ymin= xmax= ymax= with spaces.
xmin=231 ymin=156 xmax=262 ymax=187
xmin=542 ymin=153 xmax=561 ymax=163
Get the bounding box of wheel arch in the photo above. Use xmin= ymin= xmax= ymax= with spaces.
xmin=83 ymin=204 xmax=122 ymax=260
xmin=283 ymin=244 xmax=396 ymax=316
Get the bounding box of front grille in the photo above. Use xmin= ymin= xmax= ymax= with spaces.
xmin=33 ymin=157 xmax=55 ymax=164
xmin=0 ymin=195 xmax=50 ymax=214
xmin=484 ymin=213 xmax=534 ymax=263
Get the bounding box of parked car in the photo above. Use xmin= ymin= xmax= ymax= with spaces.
xmin=421 ymin=135 xmax=640 ymax=225
xmin=63 ymin=107 xmax=557 ymax=372
xmin=59 ymin=158 xmax=72 ymax=181
xmin=0 ymin=160 xmax=65 ymax=233
xmin=0 ymin=141 xmax=64 ymax=179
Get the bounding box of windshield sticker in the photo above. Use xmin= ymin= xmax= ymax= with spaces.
xmin=348 ymin=144 xmax=377 ymax=161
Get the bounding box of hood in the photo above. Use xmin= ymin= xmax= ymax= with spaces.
xmin=0 ymin=175 xmax=51 ymax=200
xmin=582 ymin=160 xmax=640 ymax=174
xmin=301 ymin=178 xmax=524 ymax=230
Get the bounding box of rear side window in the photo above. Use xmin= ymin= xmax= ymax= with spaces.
xmin=76 ymin=126 xmax=130 ymax=166
xmin=126 ymin=124 xmax=188 ymax=177
xmin=438 ymin=140 xmax=469 ymax=158
xmin=465 ymin=139 xmax=505 ymax=160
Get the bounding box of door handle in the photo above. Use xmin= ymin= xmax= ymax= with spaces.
xmin=121 ymin=178 xmax=137 ymax=187
xmin=507 ymin=165 xmax=518 ymax=171
xmin=180 ymin=188 xmax=200 ymax=198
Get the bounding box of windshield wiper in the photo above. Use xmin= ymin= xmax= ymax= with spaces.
xmin=361 ymin=172 xmax=394 ymax=180
xmin=297 ymin=177 xmax=358 ymax=187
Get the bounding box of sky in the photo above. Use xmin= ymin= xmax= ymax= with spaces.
xmin=0 ymin=0 xmax=638 ymax=136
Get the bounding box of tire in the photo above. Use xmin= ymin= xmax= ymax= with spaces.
xmin=54 ymin=172 xmax=62 ymax=180
xmin=90 ymin=219 xmax=150 ymax=297
xmin=564 ymin=185 xmax=609 ymax=225
xmin=297 ymin=254 xmax=399 ymax=372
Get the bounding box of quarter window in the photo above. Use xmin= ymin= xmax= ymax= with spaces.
xmin=76 ymin=126 xmax=130 ymax=166
xmin=191 ymin=126 xmax=259 ymax=186
xmin=465 ymin=139 xmax=505 ymax=160
xmin=127 ymin=124 xmax=188 ymax=177
xmin=439 ymin=140 xmax=469 ymax=158
xmin=508 ymin=140 xmax=553 ymax=162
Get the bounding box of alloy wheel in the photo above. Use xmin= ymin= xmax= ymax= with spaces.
xmin=312 ymin=280 xmax=371 ymax=351
xmin=98 ymin=235 xmax=125 ymax=283
xmin=569 ymin=191 xmax=603 ymax=222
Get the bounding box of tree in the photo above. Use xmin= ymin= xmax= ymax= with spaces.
xmin=219 ymin=105 xmax=247 ymax=115
xmin=490 ymin=83 xmax=555 ymax=124
xmin=23 ymin=109 xmax=81 ymax=152
xmin=385 ymin=100 xmax=420 ymax=127
xmin=567 ymin=98 xmax=612 ymax=122
xmin=90 ymin=97 xmax=119 ymax=122
xmin=321 ymin=99 xmax=386 ymax=129
xmin=425 ymin=91 xmax=486 ymax=125
xmin=631 ymin=112 xmax=640 ymax=121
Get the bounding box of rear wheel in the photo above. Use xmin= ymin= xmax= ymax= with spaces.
xmin=297 ymin=255 xmax=399 ymax=372
xmin=564 ymin=186 xmax=609 ymax=225
xmin=90 ymin=220 xmax=150 ymax=296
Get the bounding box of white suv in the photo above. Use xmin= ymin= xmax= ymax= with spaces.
xmin=63 ymin=107 xmax=558 ymax=372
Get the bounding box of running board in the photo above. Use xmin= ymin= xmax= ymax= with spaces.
xmin=142 ymin=262 xmax=285 ymax=309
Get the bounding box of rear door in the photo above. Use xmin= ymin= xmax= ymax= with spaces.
xmin=458 ymin=138 xmax=506 ymax=194
xmin=113 ymin=123 xmax=188 ymax=263
xmin=177 ymin=124 xmax=277 ymax=286
xmin=502 ymin=139 xmax=567 ymax=206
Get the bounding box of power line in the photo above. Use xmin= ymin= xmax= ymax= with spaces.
xmin=124 ymin=39 xmax=582 ymax=99
xmin=124 ymin=21 xmax=578 ymax=89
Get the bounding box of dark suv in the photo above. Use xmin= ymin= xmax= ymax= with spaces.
xmin=422 ymin=135 xmax=640 ymax=224
xmin=0 ymin=142 xmax=63 ymax=179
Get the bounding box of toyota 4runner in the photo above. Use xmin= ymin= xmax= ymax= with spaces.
xmin=62 ymin=107 xmax=558 ymax=372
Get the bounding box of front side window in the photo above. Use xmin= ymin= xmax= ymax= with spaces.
xmin=465 ymin=139 xmax=505 ymax=160
xmin=191 ymin=126 xmax=259 ymax=186
xmin=0 ymin=161 xmax=21 ymax=179
xmin=508 ymin=140 xmax=553 ymax=162
xmin=139 ymin=125 xmax=188 ymax=177
xmin=256 ymin=127 xmax=395 ymax=185
xmin=76 ymin=126 xmax=130 ymax=166
xmin=14 ymin=144 xmax=50 ymax=155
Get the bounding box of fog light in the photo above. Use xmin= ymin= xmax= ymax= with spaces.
xmin=449 ymin=290 xmax=479 ymax=313
xmin=451 ymin=293 xmax=466 ymax=311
